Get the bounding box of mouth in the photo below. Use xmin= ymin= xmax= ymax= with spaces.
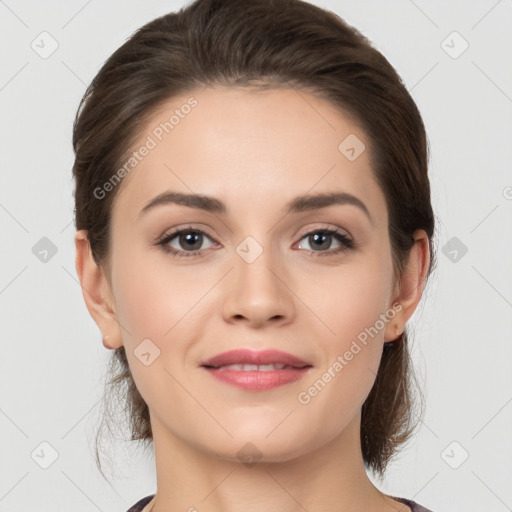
xmin=200 ymin=349 xmax=313 ymax=392
xmin=213 ymin=363 xmax=299 ymax=371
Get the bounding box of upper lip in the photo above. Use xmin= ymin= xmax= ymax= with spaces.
xmin=201 ymin=349 xmax=312 ymax=369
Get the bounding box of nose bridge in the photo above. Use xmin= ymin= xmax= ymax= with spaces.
xmin=222 ymin=232 xmax=294 ymax=325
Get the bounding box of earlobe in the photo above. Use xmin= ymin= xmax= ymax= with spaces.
xmin=74 ymin=230 xmax=123 ymax=349
xmin=384 ymin=230 xmax=430 ymax=342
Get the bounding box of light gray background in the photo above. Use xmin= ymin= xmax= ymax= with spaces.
xmin=1 ymin=1 xmax=511 ymax=511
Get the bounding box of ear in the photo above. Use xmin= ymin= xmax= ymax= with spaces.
xmin=384 ymin=229 xmax=431 ymax=342
xmin=74 ymin=230 xmax=123 ymax=349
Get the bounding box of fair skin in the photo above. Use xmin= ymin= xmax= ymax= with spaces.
xmin=75 ymin=86 xmax=429 ymax=512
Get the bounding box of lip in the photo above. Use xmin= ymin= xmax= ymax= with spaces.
xmin=201 ymin=349 xmax=313 ymax=392
xmin=201 ymin=349 xmax=311 ymax=368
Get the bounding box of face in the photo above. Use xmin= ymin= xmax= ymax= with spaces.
xmin=103 ymin=86 xmax=402 ymax=462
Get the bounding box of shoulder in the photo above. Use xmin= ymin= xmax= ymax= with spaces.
xmin=125 ymin=495 xmax=155 ymax=512
xmin=392 ymin=496 xmax=436 ymax=512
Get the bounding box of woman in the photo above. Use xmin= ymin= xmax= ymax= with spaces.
xmin=72 ymin=0 xmax=437 ymax=511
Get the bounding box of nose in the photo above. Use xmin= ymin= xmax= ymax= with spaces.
xmin=221 ymin=242 xmax=295 ymax=328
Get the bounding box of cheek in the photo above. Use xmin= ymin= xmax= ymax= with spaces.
xmin=314 ymin=257 xmax=393 ymax=346
xmin=109 ymin=246 xmax=215 ymax=383
xmin=306 ymin=255 xmax=394 ymax=396
xmin=293 ymin=271 xmax=391 ymax=438
xmin=111 ymin=243 xmax=207 ymax=340
xmin=110 ymin=260 xmax=197 ymax=414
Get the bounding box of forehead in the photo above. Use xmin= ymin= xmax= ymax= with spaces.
xmin=112 ymin=85 xmax=386 ymax=224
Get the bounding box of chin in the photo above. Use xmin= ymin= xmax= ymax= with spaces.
xmin=204 ymin=429 xmax=317 ymax=465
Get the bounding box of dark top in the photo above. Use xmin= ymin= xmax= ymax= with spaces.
xmin=126 ymin=494 xmax=435 ymax=512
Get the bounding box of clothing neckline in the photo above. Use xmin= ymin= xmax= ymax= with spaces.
xmin=129 ymin=494 xmax=420 ymax=512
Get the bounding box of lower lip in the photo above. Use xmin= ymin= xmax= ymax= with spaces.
xmin=202 ymin=367 xmax=311 ymax=391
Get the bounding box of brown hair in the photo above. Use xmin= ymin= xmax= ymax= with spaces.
xmin=72 ymin=0 xmax=436 ymax=481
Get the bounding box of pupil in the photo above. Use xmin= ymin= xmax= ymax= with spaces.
xmin=311 ymin=233 xmax=330 ymax=251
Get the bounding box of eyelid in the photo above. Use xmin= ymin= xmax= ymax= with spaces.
xmin=156 ymin=223 xmax=216 ymax=240
xmin=295 ymin=223 xmax=351 ymax=240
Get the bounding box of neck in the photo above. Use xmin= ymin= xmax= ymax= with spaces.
xmin=146 ymin=412 xmax=400 ymax=512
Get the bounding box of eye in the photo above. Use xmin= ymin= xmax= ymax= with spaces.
xmin=156 ymin=225 xmax=354 ymax=259
xmin=157 ymin=227 xmax=218 ymax=258
xmin=295 ymin=227 xmax=354 ymax=257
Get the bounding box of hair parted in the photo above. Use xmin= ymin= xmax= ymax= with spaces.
xmin=72 ymin=0 xmax=436 ymax=481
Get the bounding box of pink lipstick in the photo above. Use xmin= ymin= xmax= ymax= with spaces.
xmin=201 ymin=349 xmax=313 ymax=391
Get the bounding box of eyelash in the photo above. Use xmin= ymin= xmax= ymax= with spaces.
xmin=156 ymin=225 xmax=355 ymax=259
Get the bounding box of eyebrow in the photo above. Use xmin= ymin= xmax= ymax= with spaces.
xmin=139 ymin=190 xmax=373 ymax=223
